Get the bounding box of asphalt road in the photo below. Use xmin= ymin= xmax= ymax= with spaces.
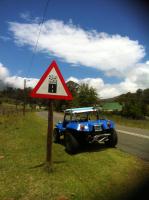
xmin=116 ymin=125 xmax=149 ymax=161
xmin=37 ymin=111 xmax=149 ymax=161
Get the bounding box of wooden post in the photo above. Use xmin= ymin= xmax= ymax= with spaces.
xmin=46 ymin=100 xmax=53 ymax=171
xmin=23 ymin=79 xmax=26 ymax=116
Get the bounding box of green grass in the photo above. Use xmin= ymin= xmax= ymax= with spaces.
xmin=105 ymin=114 xmax=149 ymax=130
xmin=1 ymin=102 xmax=22 ymax=109
xmin=0 ymin=113 xmax=149 ymax=200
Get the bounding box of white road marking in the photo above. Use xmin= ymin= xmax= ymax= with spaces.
xmin=117 ymin=129 xmax=149 ymax=140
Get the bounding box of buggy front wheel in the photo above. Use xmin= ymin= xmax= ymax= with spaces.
xmin=105 ymin=129 xmax=118 ymax=147
xmin=64 ymin=132 xmax=79 ymax=154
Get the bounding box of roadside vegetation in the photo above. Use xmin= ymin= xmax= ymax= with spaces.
xmin=0 ymin=112 xmax=149 ymax=200
xmin=1 ymin=84 xmax=149 ymax=131
xmin=117 ymin=88 xmax=149 ymax=119
xmin=104 ymin=113 xmax=149 ymax=130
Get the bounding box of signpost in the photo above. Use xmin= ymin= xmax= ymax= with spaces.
xmin=23 ymin=79 xmax=26 ymax=116
xmin=30 ymin=60 xmax=72 ymax=171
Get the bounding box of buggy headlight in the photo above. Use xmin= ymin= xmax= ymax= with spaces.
xmin=107 ymin=121 xmax=111 ymax=128
xmin=80 ymin=125 xmax=85 ymax=131
xmin=77 ymin=124 xmax=88 ymax=131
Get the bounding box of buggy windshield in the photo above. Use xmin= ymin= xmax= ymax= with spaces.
xmin=64 ymin=111 xmax=105 ymax=122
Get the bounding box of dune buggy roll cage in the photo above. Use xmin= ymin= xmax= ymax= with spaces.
xmin=64 ymin=107 xmax=104 ymax=122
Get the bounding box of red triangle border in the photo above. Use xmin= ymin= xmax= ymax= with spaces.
xmin=30 ymin=60 xmax=73 ymax=100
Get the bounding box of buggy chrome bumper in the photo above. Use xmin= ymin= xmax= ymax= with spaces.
xmin=91 ymin=133 xmax=111 ymax=143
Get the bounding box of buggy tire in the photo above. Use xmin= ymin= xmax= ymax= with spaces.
xmin=105 ymin=129 xmax=118 ymax=147
xmin=64 ymin=132 xmax=79 ymax=154
xmin=53 ymin=128 xmax=60 ymax=143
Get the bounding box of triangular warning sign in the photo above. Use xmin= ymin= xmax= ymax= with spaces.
xmin=30 ymin=60 xmax=73 ymax=100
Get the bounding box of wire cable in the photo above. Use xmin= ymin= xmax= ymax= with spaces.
xmin=27 ymin=0 xmax=50 ymax=79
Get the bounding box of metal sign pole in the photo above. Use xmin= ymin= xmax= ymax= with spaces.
xmin=46 ymin=100 xmax=53 ymax=171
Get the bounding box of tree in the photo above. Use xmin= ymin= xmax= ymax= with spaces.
xmin=66 ymin=80 xmax=80 ymax=108
xmin=77 ymin=83 xmax=98 ymax=107
xmin=53 ymin=82 xmax=99 ymax=111
xmin=122 ymin=90 xmax=145 ymax=119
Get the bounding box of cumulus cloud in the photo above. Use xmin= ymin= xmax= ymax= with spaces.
xmin=4 ymin=76 xmax=38 ymax=89
xmin=9 ymin=19 xmax=145 ymax=75
xmin=5 ymin=19 xmax=149 ymax=98
xmin=121 ymin=63 xmax=149 ymax=90
xmin=0 ymin=63 xmax=38 ymax=90
xmin=67 ymin=61 xmax=149 ymax=98
xmin=0 ymin=63 xmax=9 ymax=79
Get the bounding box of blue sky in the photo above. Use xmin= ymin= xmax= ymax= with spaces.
xmin=0 ymin=0 xmax=149 ymax=98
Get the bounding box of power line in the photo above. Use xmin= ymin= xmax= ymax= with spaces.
xmin=27 ymin=0 xmax=50 ymax=77
xmin=23 ymin=0 xmax=50 ymax=115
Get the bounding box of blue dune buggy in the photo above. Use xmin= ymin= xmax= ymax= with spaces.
xmin=54 ymin=107 xmax=118 ymax=153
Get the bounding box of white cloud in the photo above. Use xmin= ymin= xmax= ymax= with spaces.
xmin=20 ymin=12 xmax=40 ymax=23
xmin=67 ymin=76 xmax=79 ymax=83
xmin=0 ymin=63 xmax=38 ymax=90
xmin=67 ymin=61 xmax=149 ymax=98
xmin=9 ymin=19 xmax=145 ymax=75
xmin=80 ymin=78 xmax=104 ymax=91
xmin=4 ymin=18 xmax=149 ymax=98
xmin=121 ymin=62 xmax=149 ymax=90
xmin=100 ymin=85 xmax=122 ymax=99
xmin=20 ymin=12 xmax=31 ymax=21
xmin=0 ymin=63 xmax=9 ymax=79
xmin=4 ymin=76 xmax=38 ymax=89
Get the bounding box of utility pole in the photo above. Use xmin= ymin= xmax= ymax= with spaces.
xmin=23 ymin=79 xmax=26 ymax=116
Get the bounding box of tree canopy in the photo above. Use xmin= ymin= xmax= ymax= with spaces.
xmin=117 ymin=89 xmax=149 ymax=119
xmin=54 ymin=81 xmax=99 ymax=111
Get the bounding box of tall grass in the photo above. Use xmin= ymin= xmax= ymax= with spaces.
xmin=0 ymin=113 xmax=149 ymax=200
